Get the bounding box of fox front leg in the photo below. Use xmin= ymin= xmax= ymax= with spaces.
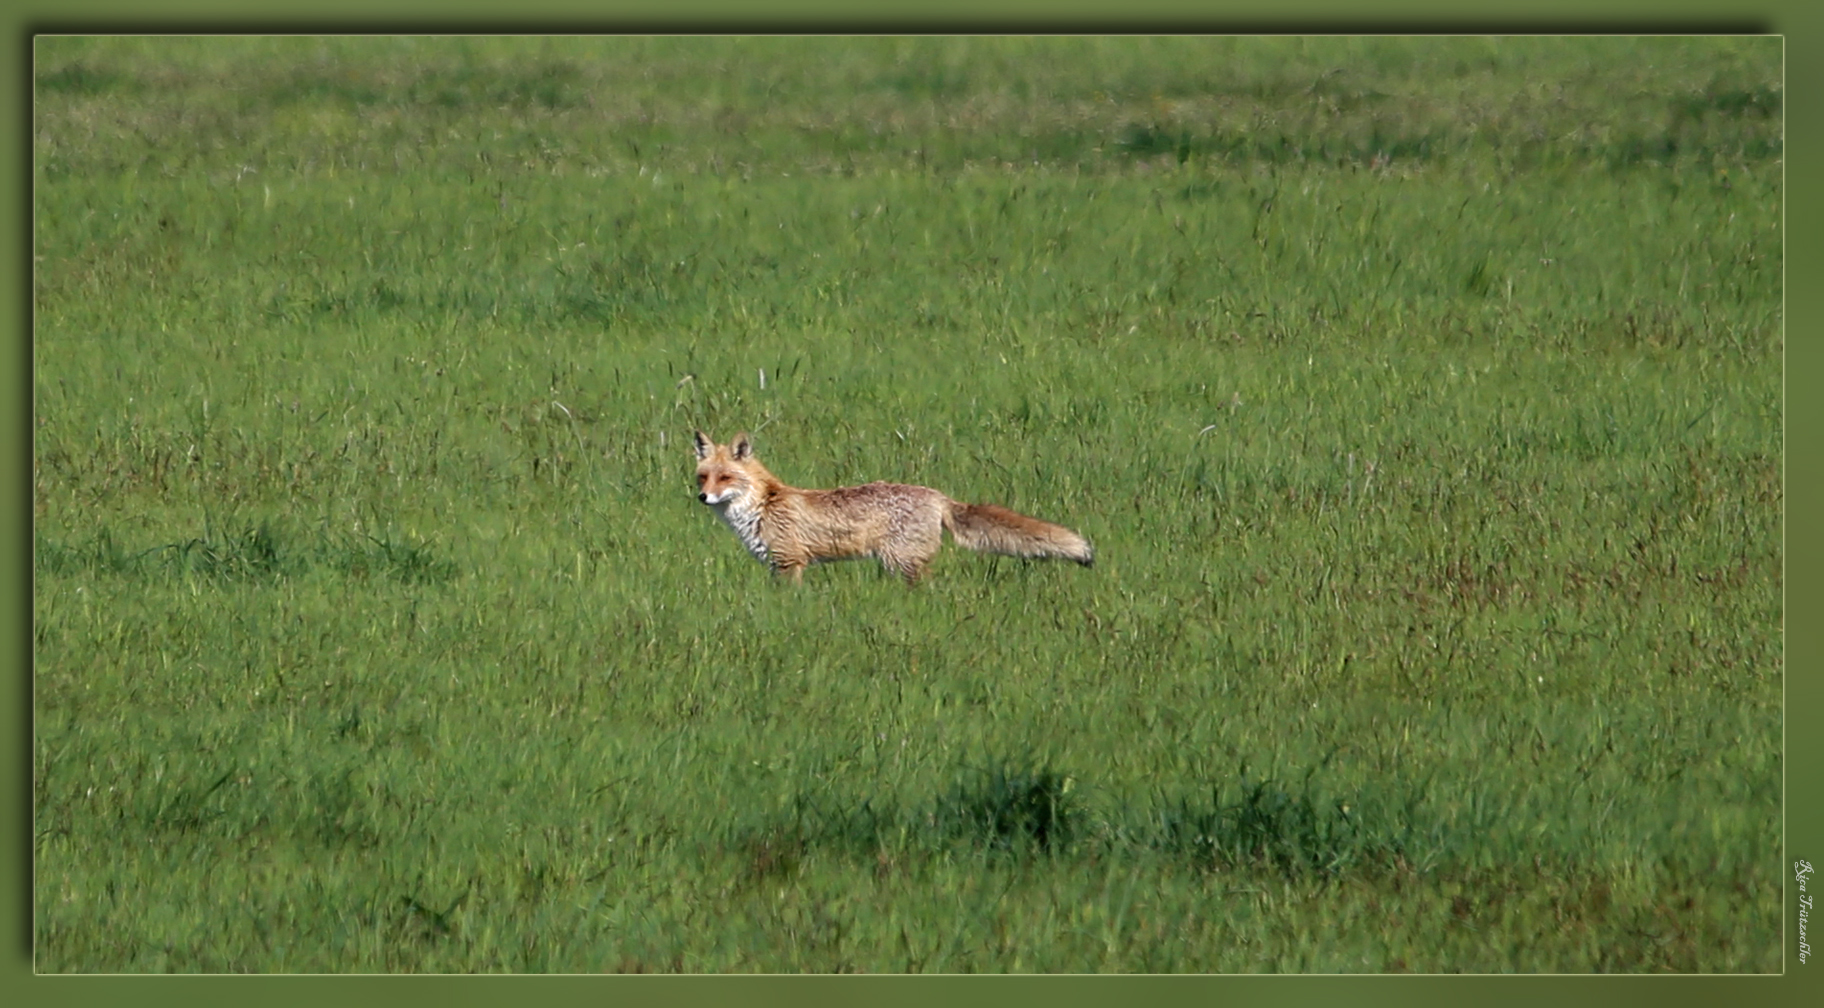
xmin=771 ymin=554 xmax=808 ymax=584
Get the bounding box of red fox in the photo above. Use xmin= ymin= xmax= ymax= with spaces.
xmin=692 ymin=431 xmax=1094 ymax=585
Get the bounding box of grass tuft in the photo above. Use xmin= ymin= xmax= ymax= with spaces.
xmin=35 ymin=523 xmax=457 ymax=586
xmin=932 ymin=759 xmax=1082 ymax=855
xmin=1153 ymin=767 xmax=1402 ymax=878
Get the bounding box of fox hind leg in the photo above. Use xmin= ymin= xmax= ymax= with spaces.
xmin=878 ymin=534 xmax=941 ymax=586
xmin=881 ymin=554 xmax=929 ymax=586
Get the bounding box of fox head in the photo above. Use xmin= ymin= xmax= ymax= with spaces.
xmin=692 ymin=431 xmax=756 ymax=505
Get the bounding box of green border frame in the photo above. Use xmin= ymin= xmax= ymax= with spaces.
xmin=6 ymin=3 xmax=1817 ymax=1005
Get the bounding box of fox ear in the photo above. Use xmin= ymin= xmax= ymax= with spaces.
xmin=730 ymin=432 xmax=754 ymax=460
xmin=692 ymin=430 xmax=713 ymax=460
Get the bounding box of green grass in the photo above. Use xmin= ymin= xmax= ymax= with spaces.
xmin=33 ymin=35 xmax=1780 ymax=972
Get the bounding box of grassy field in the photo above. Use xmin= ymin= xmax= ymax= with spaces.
xmin=32 ymin=36 xmax=1782 ymax=972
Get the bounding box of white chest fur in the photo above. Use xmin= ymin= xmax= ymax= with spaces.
xmin=709 ymin=498 xmax=771 ymax=566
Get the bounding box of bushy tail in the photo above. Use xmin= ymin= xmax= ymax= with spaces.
xmin=943 ymin=501 xmax=1094 ymax=566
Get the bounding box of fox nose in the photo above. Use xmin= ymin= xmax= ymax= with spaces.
xmin=698 ymin=492 xmax=710 ymax=503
